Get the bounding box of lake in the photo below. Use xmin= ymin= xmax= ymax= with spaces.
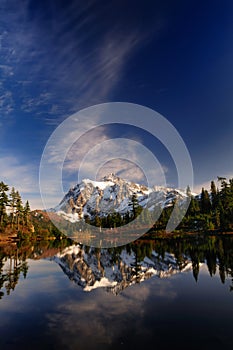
xmin=0 ymin=234 xmax=233 ymax=350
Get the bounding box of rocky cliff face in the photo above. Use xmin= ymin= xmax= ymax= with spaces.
xmin=54 ymin=173 xmax=190 ymax=223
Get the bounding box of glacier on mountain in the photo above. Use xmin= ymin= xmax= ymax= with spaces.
xmin=53 ymin=173 xmax=191 ymax=223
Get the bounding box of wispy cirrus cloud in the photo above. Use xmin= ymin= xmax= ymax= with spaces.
xmin=0 ymin=156 xmax=43 ymax=209
xmin=0 ymin=90 xmax=14 ymax=114
xmin=64 ymin=136 xmax=166 ymax=184
xmin=0 ymin=0 xmax=148 ymax=123
xmin=0 ymin=0 xmax=164 ymax=207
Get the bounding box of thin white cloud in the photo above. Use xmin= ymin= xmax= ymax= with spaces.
xmin=0 ymin=0 xmax=163 ymax=208
xmin=0 ymin=64 xmax=14 ymax=77
xmin=0 ymin=90 xmax=14 ymax=114
xmin=193 ymin=173 xmax=233 ymax=194
xmin=45 ymin=274 xmax=177 ymax=350
xmin=63 ymin=137 xmax=166 ymax=188
xmin=0 ymin=0 xmax=150 ymax=123
xmin=0 ymin=156 xmax=44 ymax=209
xmin=0 ymin=156 xmax=36 ymax=191
xmin=21 ymin=92 xmax=54 ymax=113
xmin=97 ymin=159 xmax=149 ymax=183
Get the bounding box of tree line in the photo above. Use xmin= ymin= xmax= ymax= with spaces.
xmin=84 ymin=193 xmax=145 ymax=229
xmin=0 ymin=181 xmax=31 ymax=231
xmin=83 ymin=177 xmax=233 ymax=232
xmin=181 ymin=177 xmax=233 ymax=232
xmin=0 ymin=180 xmax=72 ymax=240
xmin=137 ymin=177 xmax=233 ymax=232
xmin=1 ymin=176 xmax=233 ymax=235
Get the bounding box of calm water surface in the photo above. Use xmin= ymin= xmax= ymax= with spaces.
xmin=0 ymin=234 xmax=233 ymax=350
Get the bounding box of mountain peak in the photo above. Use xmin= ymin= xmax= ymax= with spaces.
xmin=54 ymin=174 xmax=189 ymax=223
xmin=102 ymin=173 xmax=121 ymax=182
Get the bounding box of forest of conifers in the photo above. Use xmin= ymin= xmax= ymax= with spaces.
xmin=1 ymin=177 xmax=233 ymax=238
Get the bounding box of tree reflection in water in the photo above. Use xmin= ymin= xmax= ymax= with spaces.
xmin=0 ymin=234 xmax=233 ymax=298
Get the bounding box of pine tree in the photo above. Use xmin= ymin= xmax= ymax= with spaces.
xmin=0 ymin=181 xmax=9 ymax=225
xmin=219 ymin=201 xmax=227 ymax=230
xmin=218 ymin=178 xmax=233 ymax=229
xmin=15 ymin=191 xmax=23 ymax=230
xmin=140 ymin=207 xmax=152 ymax=227
xmin=187 ymin=196 xmax=200 ymax=217
xmin=186 ymin=185 xmax=192 ymax=197
xmin=219 ymin=178 xmax=229 ymax=210
xmin=210 ymin=180 xmax=218 ymax=210
xmin=9 ymin=187 xmax=17 ymax=228
xmin=23 ymin=200 xmax=31 ymax=226
xmin=94 ymin=215 xmax=102 ymax=228
xmin=129 ymin=193 xmax=141 ymax=219
xmin=200 ymin=188 xmax=211 ymax=214
xmin=229 ymin=179 xmax=233 ymax=224
xmin=123 ymin=211 xmax=131 ymax=225
xmin=114 ymin=212 xmax=122 ymax=227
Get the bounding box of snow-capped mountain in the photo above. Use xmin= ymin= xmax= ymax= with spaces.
xmin=52 ymin=244 xmax=194 ymax=295
xmin=54 ymin=173 xmax=190 ymax=223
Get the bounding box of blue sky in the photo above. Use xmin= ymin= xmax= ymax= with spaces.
xmin=0 ymin=0 xmax=233 ymax=208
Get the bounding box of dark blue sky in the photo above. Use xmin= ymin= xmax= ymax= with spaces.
xmin=0 ymin=0 xmax=233 ymax=208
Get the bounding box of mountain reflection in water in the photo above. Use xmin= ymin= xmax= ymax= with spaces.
xmin=1 ymin=234 xmax=233 ymax=350
xmin=1 ymin=234 xmax=233 ymax=298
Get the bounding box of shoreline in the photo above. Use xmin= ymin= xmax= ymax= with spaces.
xmin=1 ymin=229 xmax=233 ymax=245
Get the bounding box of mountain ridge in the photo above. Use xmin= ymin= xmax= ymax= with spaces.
xmin=53 ymin=173 xmax=194 ymax=223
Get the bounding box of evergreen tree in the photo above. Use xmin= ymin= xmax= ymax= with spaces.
xmin=229 ymin=179 xmax=233 ymax=223
xmin=23 ymin=200 xmax=31 ymax=226
xmin=200 ymin=188 xmax=211 ymax=214
xmin=15 ymin=191 xmax=23 ymax=229
xmin=129 ymin=193 xmax=141 ymax=219
xmin=218 ymin=178 xmax=233 ymax=229
xmin=123 ymin=211 xmax=131 ymax=225
xmin=186 ymin=185 xmax=192 ymax=197
xmin=106 ymin=213 xmax=114 ymax=228
xmin=218 ymin=201 xmax=227 ymax=230
xmin=0 ymin=181 xmax=9 ymax=225
xmin=9 ymin=187 xmax=17 ymax=228
xmin=140 ymin=207 xmax=152 ymax=227
xmin=187 ymin=196 xmax=200 ymax=217
xmin=114 ymin=212 xmax=122 ymax=227
xmin=210 ymin=180 xmax=218 ymax=210
xmin=94 ymin=215 xmax=102 ymax=228
xmin=192 ymin=257 xmax=200 ymax=282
